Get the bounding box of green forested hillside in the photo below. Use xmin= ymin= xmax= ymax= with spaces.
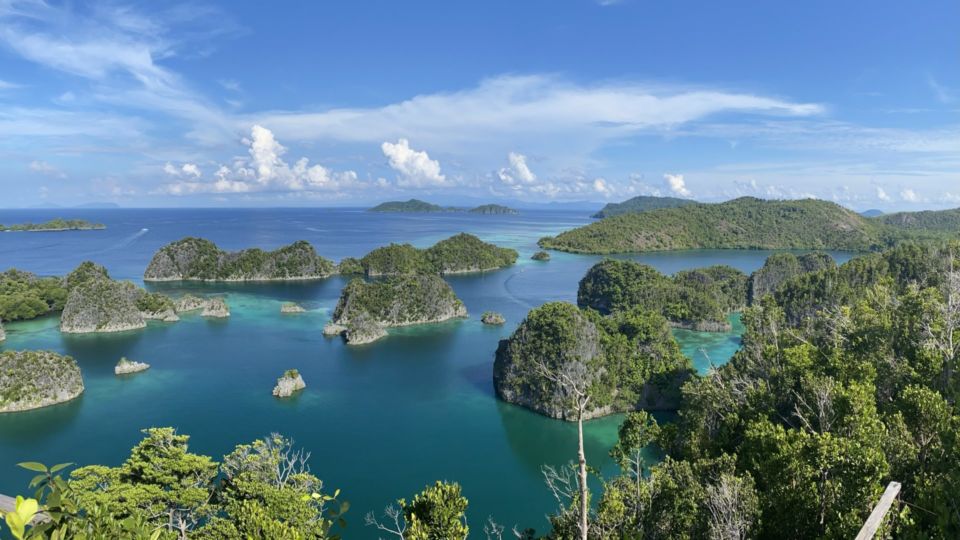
xmin=542 ymin=197 xmax=960 ymax=254
xmin=591 ymin=195 xmax=696 ymax=218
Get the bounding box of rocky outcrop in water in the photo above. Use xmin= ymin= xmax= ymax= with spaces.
xmin=493 ymin=302 xmax=692 ymax=421
xmin=144 ymin=238 xmax=335 ymax=281
xmin=60 ymin=266 xmax=147 ymax=333
xmin=0 ymin=321 xmax=5 ymax=342
xmin=202 ymin=297 xmax=230 ymax=318
xmin=481 ymin=311 xmax=506 ymax=325
xmin=280 ymin=302 xmax=306 ymax=314
xmin=0 ymin=350 xmax=84 ymax=413
xmin=273 ymin=369 xmax=306 ymax=397
xmin=324 ymin=275 xmax=467 ymax=344
xmin=173 ymin=294 xmax=207 ymax=312
xmin=531 ymin=251 xmax=551 ymax=261
xmin=115 ymin=357 xmax=150 ymax=375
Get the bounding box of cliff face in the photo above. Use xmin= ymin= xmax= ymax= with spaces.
xmin=325 ymin=275 xmax=467 ymax=344
xmin=201 ymin=297 xmax=230 ymax=318
xmin=144 ymin=238 xmax=335 ymax=281
xmin=60 ymin=278 xmax=146 ymax=334
xmin=0 ymin=350 xmax=84 ymax=413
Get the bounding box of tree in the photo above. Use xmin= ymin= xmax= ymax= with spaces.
xmin=365 ymin=481 xmax=468 ymax=540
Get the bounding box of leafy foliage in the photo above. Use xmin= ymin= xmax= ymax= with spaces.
xmin=359 ymin=233 xmax=518 ymax=276
xmin=0 ymin=270 xmax=67 ymax=322
xmin=493 ymin=302 xmax=692 ymax=419
xmin=578 ymin=259 xmax=747 ymax=331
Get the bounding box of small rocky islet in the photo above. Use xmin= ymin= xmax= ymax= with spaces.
xmin=273 ymin=369 xmax=306 ymax=397
xmin=0 ymin=350 xmax=84 ymax=413
xmin=481 ymin=311 xmax=505 ymax=325
xmin=115 ymin=357 xmax=150 ymax=375
xmin=280 ymin=302 xmax=306 ymax=313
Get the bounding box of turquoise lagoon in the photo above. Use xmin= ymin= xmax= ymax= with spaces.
xmin=0 ymin=208 xmax=852 ymax=537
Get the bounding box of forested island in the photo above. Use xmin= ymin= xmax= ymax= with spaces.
xmin=144 ymin=238 xmax=335 ymax=281
xmin=494 ymin=302 xmax=692 ymax=420
xmin=0 ymin=350 xmax=84 ymax=412
xmin=357 ymin=233 xmax=518 ymax=276
xmin=591 ymin=195 xmax=695 ymax=218
xmin=324 ymin=275 xmax=467 ymax=344
xmin=540 ymin=196 xmax=960 ymax=253
xmin=368 ymin=199 xmax=518 ymax=214
xmin=0 ymin=218 xmax=105 ymax=232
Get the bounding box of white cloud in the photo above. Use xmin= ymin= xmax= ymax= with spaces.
xmin=381 ymin=139 xmax=447 ymax=187
xmin=251 ymin=75 xmax=823 ymax=159
xmin=664 ymin=173 xmax=692 ymax=197
xmin=592 ymin=178 xmax=612 ymax=195
xmin=900 ymin=188 xmax=920 ymax=202
xmin=876 ymin=187 xmax=891 ymax=201
xmin=497 ymin=152 xmax=537 ymax=187
xmin=29 ymin=160 xmax=66 ymax=179
xmin=160 ymin=125 xmax=362 ymax=195
xmin=163 ymin=162 xmax=201 ymax=178
xmin=927 ymin=75 xmax=954 ymax=104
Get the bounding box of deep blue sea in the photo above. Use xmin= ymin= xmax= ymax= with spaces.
xmin=0 ymin=208 xmax=852 ymax=537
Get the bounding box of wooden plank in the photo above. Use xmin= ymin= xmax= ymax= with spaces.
xmin=855 ymin=481 xmax=902 ymax=540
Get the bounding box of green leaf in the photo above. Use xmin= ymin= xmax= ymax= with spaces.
xmin=339 ymin=500 xmax=350 ymax=514
xmin=48 ymin=463 xmax=73 ymax=474
xmin=17 ymin=462 xmax=48 ymax=473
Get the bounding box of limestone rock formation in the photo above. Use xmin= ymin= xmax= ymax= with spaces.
xmin=60 ymin=277 xmax=146 ymax=334
xmin=144 ymin=238 xmax=335 ymax=281
xmin=0 ymin=350 xmax=84 ymax=413
xmin=202 ymin=297 xmax=230 ymax=318
xmin=272 ymin=369 xmax=306 ymax=397
xmin=325 ymin=275 xmax=467 ymax=344
xmin=115 ymin=357 xmax=150 ymax=375
xmin=481 ymin=311 xmax=506 ymax=325
xmin=280 ymin=302 xmax=306 ymax=314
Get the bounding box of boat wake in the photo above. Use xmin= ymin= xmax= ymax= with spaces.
xmin=95 ymin=228 xmax=149 ymax=253
xmin=502 ymin=268 xmax=537 ymax=309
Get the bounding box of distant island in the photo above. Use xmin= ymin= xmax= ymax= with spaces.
xmin=0 ymin=218 xmax=105 ymax=232
xmin=324 ymin=275 xmax=467 ymax=344
xmin=368 ymin=199 xmax=518 ymax=214
xmin=144 ymin=238 xmax=335 ymax=281
xmin=359 ymin=233 xmax=518 ymax=276
xmin=592 ymin=195 xmax=695 ymax=218
xmin=860 ymin=209 xmax=884 ymax=217
xmin=539 ymin=197 xmax=960 ymax=254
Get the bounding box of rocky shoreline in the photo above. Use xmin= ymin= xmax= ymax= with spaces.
xmin=115 ymin=357 xmax=150 ymax=375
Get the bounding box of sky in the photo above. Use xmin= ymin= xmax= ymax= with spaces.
xmin=0 ymin=0 xmax=957 ymax=209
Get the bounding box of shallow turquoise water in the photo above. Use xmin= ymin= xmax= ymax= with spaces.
xmin=0 ymin=208 xmax=852 ymax=536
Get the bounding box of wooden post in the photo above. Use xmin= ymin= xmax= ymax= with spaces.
xmin=855 ymin=481 xmax=901 ymax=540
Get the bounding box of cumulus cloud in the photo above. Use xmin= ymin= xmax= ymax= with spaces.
xmin=592 ymin=178 xmax=612 ymax=195
xmin=497 ymin=152 xmax=537 ymax=187
xmin=163 ymin=162 xmax=201 ymax=178
xmin=381 ymin=139 xmax=447 ymax=187
xmin=160 ymin=125 xmax=362 ymax=195
xmin=876 ymin=187 xmax=891 ymax=201
xmin=900 ymin=188 xmax=920 ymax=202
xmin=29 ymin=160 xmax=66 ymax=178
xmin=664 ymin=173 xmax=692 ymax=197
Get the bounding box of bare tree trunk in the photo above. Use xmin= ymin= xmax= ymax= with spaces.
xmin=577 ymin=407 xmax=589 ymax=540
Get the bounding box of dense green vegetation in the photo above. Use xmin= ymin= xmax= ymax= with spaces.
xmin=360 ymin=233 xmax=518 ymax=276
xmin=468 ymin=204 xmax=518 ymax=215
xmin=493 ymin=302 xmax=692 ymax=420
xmin=532 ymin=250 xmax=551 ymax=261
xmin=335 ymin=257 xmax=363 ymax=275
xmin=144 ymin=238 xmax=335 ymax=281
xmin=541 ymin=197 xmax=960 ymax=254
xmin=0 ymin=219 xmax=105 ymax=232
xmin=329 ymin=275 xmax=466 ymax=328
xmin=747 ymin=251 xmax=834 ymax=303
xmin=367 ymin=199 xmax=447 ymax=212
xmin=0 ymin=350 xmax=84 ymax=412
xmin=874 ymin=206 xmax=960 ymax=231
xmin=0 ymin=270 xmax=68 ymax=322
xmin=591 ymin=195 xmax=695 ymax=218
xmin=578 ymin=259 xmax=748 ymax=331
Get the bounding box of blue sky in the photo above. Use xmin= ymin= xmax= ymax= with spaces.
xmin=0 ymin=0 xmax=957 ymax=209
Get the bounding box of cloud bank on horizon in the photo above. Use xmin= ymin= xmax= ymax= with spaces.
xmin=0 ymin=0 xmax=957 ymax=208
